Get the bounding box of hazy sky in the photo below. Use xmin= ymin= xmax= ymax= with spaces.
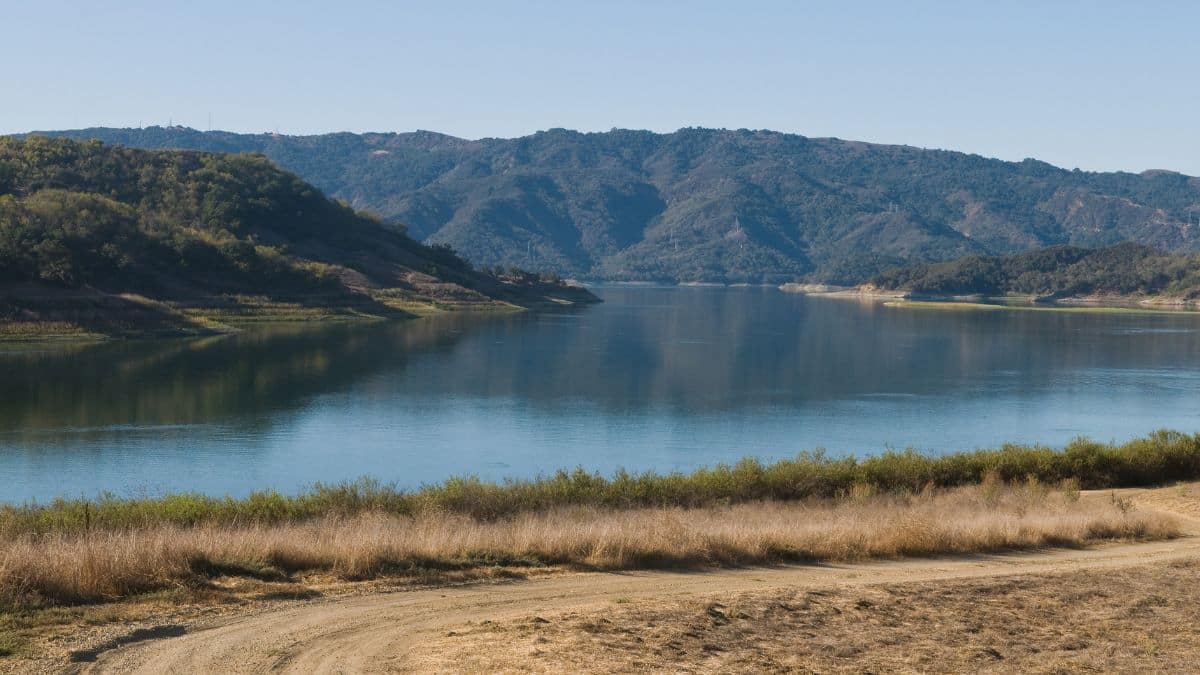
xmin=4 ymin=1 xmax=1198 ymax=174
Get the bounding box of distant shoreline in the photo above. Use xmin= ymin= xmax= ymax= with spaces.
xmin=586 ymin=280 xmax=788 ymax=289
xmin=779 ymin=283 xmax=1200 ymax=313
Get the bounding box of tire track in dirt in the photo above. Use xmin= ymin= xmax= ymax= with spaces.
xmin=78 ymin=488 xmax=1200 ymax=674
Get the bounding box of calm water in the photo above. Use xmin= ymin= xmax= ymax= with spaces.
xmin=3 ymin=287 xmax=1200 ymax=503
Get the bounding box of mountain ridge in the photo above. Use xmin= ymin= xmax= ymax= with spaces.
xmin=23 ymin=126 xmax=1200 ymax=283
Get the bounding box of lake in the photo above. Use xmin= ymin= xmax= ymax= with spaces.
xmin=2 ymin=286 xmax=1200 ymax=504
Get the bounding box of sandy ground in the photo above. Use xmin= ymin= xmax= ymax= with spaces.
xmin=424 ymin=558 xmax=1200 ymax=673
xmin=7 ymin=485 xmax=1200 ymax=673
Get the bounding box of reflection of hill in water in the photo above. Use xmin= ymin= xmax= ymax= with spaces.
xmin=386 ymin=288 xmax=1200 ymax=412
xmin=0 ymin=316 xmax=502 ymax=436
xmin=2 ymin=288 xmax=1199 ymax=441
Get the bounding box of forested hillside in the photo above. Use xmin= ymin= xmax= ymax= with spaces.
xmin=0 ymin=137 xmax=595 ymax=337
xmin=30 ymin=126 xmax=1200 ymax=283
xmin=869 ymin=243 xmax=1200 ymax=300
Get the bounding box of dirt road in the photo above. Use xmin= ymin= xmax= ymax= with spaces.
xmin=78 ymin=488 xmax=1200 ymax=674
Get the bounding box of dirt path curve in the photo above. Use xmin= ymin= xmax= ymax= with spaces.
xmin=79 ymin=491 xmax=1200 ymax=674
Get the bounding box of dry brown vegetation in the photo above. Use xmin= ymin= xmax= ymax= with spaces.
xmin=424 ymin=559 xmax=1200 ymax=673
xmin=0 ymin=480 xmax=1176 ymax=610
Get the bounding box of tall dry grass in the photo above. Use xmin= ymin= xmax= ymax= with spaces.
xmin=0 ymin=481 xmax=1176 ymax=608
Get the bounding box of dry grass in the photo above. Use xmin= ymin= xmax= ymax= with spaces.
xmin=0 ymin=481 xmax=1176 ymax=609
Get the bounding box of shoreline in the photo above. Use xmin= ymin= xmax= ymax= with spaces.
xmin=5 ymin=429 xmax=1196 ymax=513
xmin=882 ymin=299 xmax=1198 ymax=315
xmin=0 ymin=282 xmax=600 ymax=343
xmin=779 ymin=283 xmax=1200 ymax=313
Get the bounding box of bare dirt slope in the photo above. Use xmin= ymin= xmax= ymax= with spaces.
xmin=77 ymin=486 xmax=1200 ymax=674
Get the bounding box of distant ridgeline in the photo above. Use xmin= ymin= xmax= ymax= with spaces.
xmin=868 ymin=243 xmax=1200 ymax=300
xmin=23 ymin=126 xmax=1200 ymax=283
xmin=0 ymin=136 xmax=595 ymax=335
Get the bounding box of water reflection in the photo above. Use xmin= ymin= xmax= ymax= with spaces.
xmin=0 ymin=319 xmax=480 ymax=438
xmin=350 ymin=288 xmax=1200 ymax=410
xmin=2 ymin=287 xmax=1199 ymax=502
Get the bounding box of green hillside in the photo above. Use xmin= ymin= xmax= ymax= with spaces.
xmin=28 ymin=126 xmax=1200 ymax=283
xmin=869 ymin=243 xmax=1200 ymax=300
xmin=0 ymin=136 xmax=596 ymax=338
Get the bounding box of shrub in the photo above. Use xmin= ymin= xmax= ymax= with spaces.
xmin=1 ymin=430 xmax=1197 ymax=536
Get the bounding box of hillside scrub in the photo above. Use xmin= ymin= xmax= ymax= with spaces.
xmin=0 ymin=137 xmax=416 ymax=294
xmin=0 ymin=137 xmax=597 ymax=338
xmin=869 ymin=243 xmax=1200 ymax=299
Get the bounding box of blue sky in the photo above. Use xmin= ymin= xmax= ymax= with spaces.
xmin=4 ymin=0 xmax=1198 ymax=174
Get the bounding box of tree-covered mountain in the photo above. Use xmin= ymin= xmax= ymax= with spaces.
xmin=28 ymin=126 xmax=1200 ymax=283
xmin=868 ymin=243 xmax=1200 ymax=301
xmin=0 ymin=136 xmax=595 ymax=337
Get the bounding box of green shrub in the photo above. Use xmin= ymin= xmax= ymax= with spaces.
xmin=1 ymin=430 xmax=1198 ymax=536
